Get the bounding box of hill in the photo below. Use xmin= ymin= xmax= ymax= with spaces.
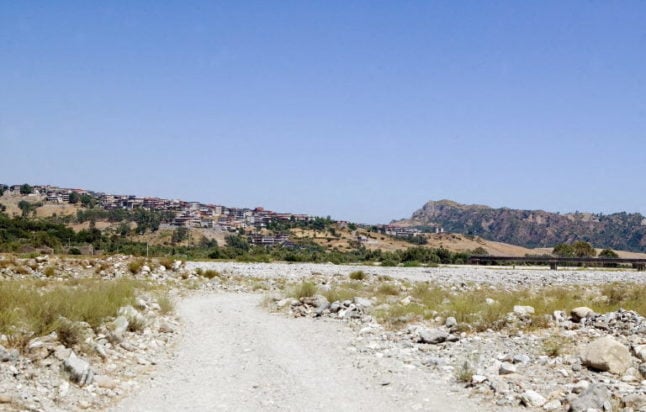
xmin=394 ymin=200 xmax=646 ymax=252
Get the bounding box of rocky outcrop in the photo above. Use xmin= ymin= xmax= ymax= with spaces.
xmin=395 ymin=199 xmax=646 ymax=252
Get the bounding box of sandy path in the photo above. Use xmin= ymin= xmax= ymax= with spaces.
xmin=112 ymin=293 xmax=496 ymax=412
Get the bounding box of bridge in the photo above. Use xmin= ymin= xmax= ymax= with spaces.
xmin=467 ymin=255 xmax=646 ymax=271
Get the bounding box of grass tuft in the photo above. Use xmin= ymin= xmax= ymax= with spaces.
xmin=128 ymin=259 xmax=145 ymax=274
xmin=291 ymin=281 xmax=318 ymax=299
xmin=349 ymin=270 xmax=367 ymax=281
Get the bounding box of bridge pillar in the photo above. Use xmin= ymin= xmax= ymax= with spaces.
xmin=549 ymin=261 xmax=558 ymax=271
xmin=632 ymin=263 xmax=645 ymax=271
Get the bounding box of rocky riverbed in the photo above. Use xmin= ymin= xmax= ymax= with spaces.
xmin=1 ymin=256 xmax=645 ymax=411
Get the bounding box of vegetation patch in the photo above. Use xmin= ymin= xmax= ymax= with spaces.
xmin=0 ymin=278 xmax=141 ymax=338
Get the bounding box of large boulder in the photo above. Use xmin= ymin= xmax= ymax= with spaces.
xmin=582 ymin=336 xmax=632 ymax=375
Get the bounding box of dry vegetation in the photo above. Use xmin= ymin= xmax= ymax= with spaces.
xmin=0 ymin=278 xmax=142 ymax=343
xmin=278 ymin=274 xmax=646 ymax=333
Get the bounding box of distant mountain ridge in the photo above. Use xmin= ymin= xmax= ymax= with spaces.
xmin=394 ymin=200 xmax=646 ymax=252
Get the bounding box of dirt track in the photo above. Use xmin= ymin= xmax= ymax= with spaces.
xmin=112 ymin=293 xmax=498 ymax=412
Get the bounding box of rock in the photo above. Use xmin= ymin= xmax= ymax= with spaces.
xmin=499 ymin=362 xmax=517 ymax=375
xmin=542 ymin=399 xmax=561 ymax=411
xmin=639 ymin=363 xmax=646 ymax=379
xmin=572 ymin=380 xmax=590 ymax=394
xmin=513 ymin=305 xmax=535 ymax=316
xmin=634 ymin=344 xmax=646 ymax=362
xmin=471 ymin=375 xmax=487 ymax=384
xmin=276 ymin=298 xmax=295 ymax=308
xmin=485 ymin=298 xmax=496 ymax=305
xmin=118 ymin=305 xmax=140 ymax=319
xmin=445 ymin=317 xmax=457 ymax=329
xmin=0 ymin=345 xmax=17 ymax=362
xmin=569 ymin=384 xmax=611 ymax=412
xmin=159 ymin=321 xmax=175 ymax=333
xmin=110 ymin=316 xmax=129 ymax=341
xmin=135 ymin=298 xmax=148 ymax=310
xmin=621 ymin=393 xmax=646 ymax=411
xmin=521 ymin=390 xmax=546 ymax=407
xmin=63 ymin=352 xmax=94 ymax=386
xmin=141 ymin=265 xmax=150 ymax=273
xmin=329 ymin=301 xmax=341 ymax=313
xmin=513 ymin=354 xmax=531 ymax=364
xmin=571 ymin=307 xmax=595 ymax=322
xmin=582 ymin=336 xmax=632 ymax=375
xmin=353 ymin=297 xmax=372 ymax=309
xmin=54 ymin=346 xmax=72 ymax=361
xmin=0 ymin=394 xmax=12 ymax=403
xmin=418 ymin=328 xmax=448 ymax=344
xmin=94 ymin=375 xmax=117 ymax=389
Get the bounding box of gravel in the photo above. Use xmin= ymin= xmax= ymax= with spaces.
xmin=187 ymin=261 xmax=646 ymax=287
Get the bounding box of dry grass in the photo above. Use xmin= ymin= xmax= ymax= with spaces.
xmin=542 ymin=336 xmax=573 ymax=357
xmin=315 ymin=279 xmax=646 ymax=332
xmin=455 ymin=360 xmax=475 ymax=383
xmin=290 ymin=281 xmax=318 ymax=299
xmin=128 ymin=259 xmax=145 ymax=274
xmin=0 ymin=278 xmax=140 ymax=338
xmin=56 ymin=318 xmax=86 ymax=347
xmin=15 ymin=265 xmax=30 ymax=275
xmin=127 ymin=315 xmax=146 ymax=332
xmin=43 ymin=266 xmax=56 ymax=277
xmin=200 ymin=269 xmax=221 ymax=279
xmin=349 ymin=270 xmax=367 ymax=281
xmin=157 ymin=295 xmax=174 ymax=315
xmin=159 ymin=257 xmax=174 ymax=270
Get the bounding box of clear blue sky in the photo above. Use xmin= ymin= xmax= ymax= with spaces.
xmin=1 ymin=2 xmax=645 ymax=223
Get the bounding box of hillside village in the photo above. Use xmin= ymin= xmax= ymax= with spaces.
xmin=0 ymin=183 xmax=439 ymax=249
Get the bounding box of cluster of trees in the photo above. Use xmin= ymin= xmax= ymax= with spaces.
xmin=552 ymin=241 xmax=597 ymax=257
xmin=552 ymin=241 xmax=620 ymax=260
xmin=68 ymin=192 xmax=97 ymax=208
xmin=265 ymin=216 xmax=335 ymax=232
xmin=76 ymin=208 xmax=175 ymax=235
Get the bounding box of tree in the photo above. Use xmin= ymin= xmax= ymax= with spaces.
xmin=599 ymin=248 xmax=619 ymax=258
xmin=80 ymin=194 xmax=95 ymax=208
xmin=20 ymin=184 xmax=33 ymax=195
xmin=573 ymin=241 xmax=596 ymax=257
xmin=0 ymin=184 xmax=7 ymax=196
xmin=171 ymin=227 xmax=189 ymax=244
xmin=18 ymin=200 xmax=42 ymax=217
xmin=68 ymin=192 xmax=80 ymax=204
xmin=225 ymin=234 xmax=249 ymax=252
xmin=553 ymin=243 xmax=574 ymax=257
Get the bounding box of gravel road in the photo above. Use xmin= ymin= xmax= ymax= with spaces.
xmin=112 ymin=292 xmax=503 ymax=412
